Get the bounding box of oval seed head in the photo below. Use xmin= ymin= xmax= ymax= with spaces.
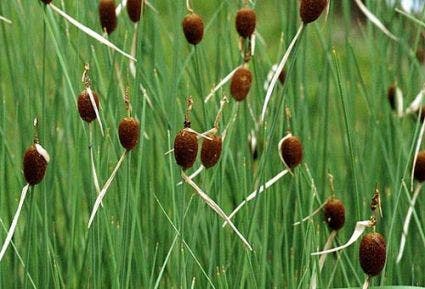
xmin=279 ymin=68 xmax=286 ymax=85
xmin=99 ymin=0 xmax=117 ymax=35
xmin=414 ymin=150 xmax=425 ymax=182
xmin=201 ymin=135 xmax=222 ymax=168
xmin=235 ymin=8 xmax=256 ymax=38
xmin=300 ymin=0 xmax=328 ymax=24
xmin=127 ymin=0 xmax=142 ymax=23
xmin=77 ymin=90 xmax=99 ymax=123
xmin=182 ymin=13 xmax=204 ymax=45
xmin=323 ymin=198 xmax=345 ymax=231
xmin=23 ymin=144 xmax=49 ymax=186
xmin=230 ymin=67 xmax=253 ymax=101
xmin=280 ymin=136 xmax=303 ymax=169
xmin=416 ymin=48 xmax=425 ymax=64
xmin=174 ymin=129 xmax=198 ymax=170
xmin=387 ymin=84 xmax=396 ymax=110
xmin=118 ymin=117 xmax=140 ymax=151
xmin=40 ymin=0 xmax=53 ymax=4
xmin=359 ymin=232 xmax=386 ymax=276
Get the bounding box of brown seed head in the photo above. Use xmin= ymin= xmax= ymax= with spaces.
xmin=174 ymin=129 xmax=198 ymax=169
xmin=99 ymin=0 xmax=117 ymax=35
xmin=416 ymin=48 xmax=425 ymax=64
xmin=118 ymin=117 xmax=140 ymax=150
xmin=78 ymin=90 xmax=99 ymax=123
xmin=387 ymin=85 xmax=396 ymax=110
xmin=323 ymin=198 xmax=345 ymax=231
xmin=201 ymin=135 xmax=222 ymax=168
xmin=182 ymin=13 xmax=204 ymax=45
xmin=414 ymin=150 xmax=425 ymax=182
xmin=235 ymin=8 xmax=256 ymax=38
xmin=230 ymin=67 xmax=252 ymax=101
xmin=40 ymin=0 xmax=53 ymax=4
xmin=359 ymin=232 xmax=386 ymax=276
xmin=127 ymin=0 xmax=142 ymax=23
xmin=23 ymin=145 xmax=48 ymax=186
xmin=280 ymin=136 xmax=303 ymax=169
xmin=300 ymin=0 xmax=328 ymax=24
xmin=279 ymin=69 xmax=286 ymax=85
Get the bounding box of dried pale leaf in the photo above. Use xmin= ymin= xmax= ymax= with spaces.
xmin=293 ymin=201 xmax=327 ymax=226
xmin=223 ymin=169 xmax=289 ymax=227
xmin=261 ymin=25 xmax=304 ymax=122
xmin=354 ymin=0 xmax=398 ymax=41
xmin=49 ymin=4 xmax=136 ymax=61
xmin=0 ymin=184 xmax=29 ymax=262
xmin=395 ymin=87 xmax=404 ymax=117
xmin=311 ymin=220 xmax=373 ymax=255
xmin=204 ymin=67 xmax=240 ymax=103
xmin=405 ymin=88 xmax=424 ymax=115
xmin=177 ymin=165 xmax=205 ymax=186
xmin=0 ymin=15 xmax=12 ymax=24
xmin=86 ymin=87 xmax=104 ymax=136
xmin=35 ymin=144 xmax=50 ymax=163
xmin=88 ymin=151 xmax=127 ymax=228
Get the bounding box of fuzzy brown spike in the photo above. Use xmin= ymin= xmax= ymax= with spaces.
xmin=280 ymin=136 xmax=303 ymax=169
xmin=300 ymin=0 xmax=328 ymax=24
xmin=359 ymin=232 xmax=386 ymax=276
xmin=414 ymin=150 xmax=425 ymax=182
xmin=230 ymin=67 xmax=252 ymax=101
xmin=174 ymin=129 xmax=198 ymax=169
xmin=127 ymin=0 xmax=142 ymax=23
xmin=23 ymin=145 xmax=48 ymax=186
xmin=78 ymin=90 xmax=100 ymax=123
xmin=99 ymin=0 xmax=117 ymax=34
xmin=323 ymin=198 xmax=345 ymax=231
xmin=118 ymin=117 xmax=140 ymax=151
xmin=235 ymin=8 xmax=256 ymax=38
xmin=182 ymin=13 xmax=204 ymax=45
xmin=201 ymin=135 xmax=222 ymax=168
xmin=387 ymin=84 xmax=396 ymax=110
xmin=40 ymin=0 xmax=53 ymax=4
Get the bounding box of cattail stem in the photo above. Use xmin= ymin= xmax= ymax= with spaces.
xmin=397 ymin=183 xmax=423 ymax=263
xmin=261 ymin=24 xmax=304 ymax=122
xmin=204 ymin=66 xmax=240 ymax=103
xmin=181 ymin=172 xmax=253 ymax=250
xmin=88 ymin=151 xmax=127 ymax=228
xmin=49 ymin=4 xmax=136 ymax=61
xmin=0 ymin=184 xmax=30 ymax=262
xmin=361 ymin=276 xmax=370 ymax=289
xmin=223 ymin=169 xmax=289 ymax=227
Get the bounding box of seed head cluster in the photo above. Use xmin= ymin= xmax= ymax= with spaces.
xmin=414 ymin=151 xmax=425 ymax=182
xmin=182 ymin=13 xmax=204 ymax=45
xmin=230 ymin=67 xmax=253 ymax=101
xmin=118 ymin=117 xmax=140 ymax=151
xmin=174 ymin=129 xmax=198 ymax=170
xmin=78 ymin=90 xmax=100 ymax=123
xmin=235 ymin=8 xmax=256 ymax=39
xmin=323 ymin=198 xmax=345 ymax=231
xmin=280 ymin=136 xmax=303 ymax=169
xmin=300 ymin=0 xmax=328 ymax=24
xmin=127 ymin=0 xmax=142 ymax=23
xmin=201 ymin=135 xmax=222 ymax=169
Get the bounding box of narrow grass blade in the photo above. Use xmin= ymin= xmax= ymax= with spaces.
xmin=223 ymin=169 xmax=289 ymax=227
xmin=397 ymin=183 xmax=423 ymax=263
xmin=181 ymin=172 xmax=253 ymax=251
xmin=396 ymin=7 xmax=425 ymax=29
xmin=261 ymin=24 xmax=304 ymax=122
xmin=311 ymin=220 xmax=373 ymax=255
xmin=405 ymin=89 xmax=423 ymax=115
xmin=354 ymin=0 xmax=398 ymax=41
xmin=0 ymin=184 xmax=29 ymax=262
xmin=0 ymin=16 xmax=12 ymax=24
xmin=88 ymin=151 xmax=127 ymax=228
xmin=49 ymin=4 xmax=136 ymax=61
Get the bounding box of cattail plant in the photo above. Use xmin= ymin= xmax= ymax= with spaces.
xmin=88 ymin=90 xmax=140 ymax=228
xmin=223 ymin=132 xmax=303 ymax=227
xmin=175 ymin=97 xmax=252 ymax=250
xmin=127 ymin=0 xmax=143 ymax=23
xmin=182 ymin=0 xmax=204 ymax=46
xmin=262 ymin=0 xmax=328 ymax=122
xmin=0 ymin=119 xmax=50 ymax=261
xmin=386 ymin=83 xmax=404 ymax=117
xmin=397 ymin=150 xmax=425 ymax=262
xmin=311 ymin=188 xmax=384 ymax=289
xmin=235 ymin=5 xmax=256 ymax=63
xmin=99 ymin=0 xmax=117 ymax=34
xmin=40 ymin=0 xmax=53 ymax=4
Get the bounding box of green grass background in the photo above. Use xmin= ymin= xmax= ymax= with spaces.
xmin=0 ymin=0 xmax=425 ymax=288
